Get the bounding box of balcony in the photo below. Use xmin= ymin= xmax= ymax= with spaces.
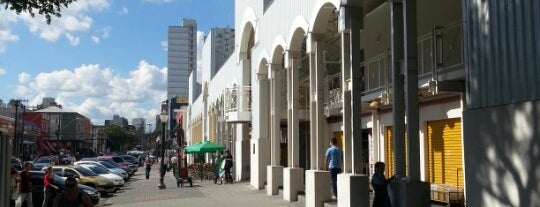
xmin=361 ymin=21 xmax=464 ymax=98
xmin=223 ymin=85 xmax=251 ymax=123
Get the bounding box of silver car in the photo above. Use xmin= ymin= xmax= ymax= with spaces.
xmin=74 ymin=160 xmax=128 ymax=180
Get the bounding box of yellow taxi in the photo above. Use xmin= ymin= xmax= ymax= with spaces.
xmin=52 ymin=165 xmax=115 ymax=195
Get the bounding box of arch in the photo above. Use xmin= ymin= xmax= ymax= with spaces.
xmin=257 ymin=58 xmax=269 ymax=78
xmin=309 ymin=0 xmax=341 ymax=34
xmin=238 ymin=7 xmax=258 ymax=60
xmin=287 ymin=16 xmax=309 ymax=52
xmin=270 ymin=36 xmax=287 ymax=65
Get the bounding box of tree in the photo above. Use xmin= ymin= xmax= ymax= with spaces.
xmin=1 ymin=0 xmax=77 ymax=24
xmin=104 ymin=125 xmax=137 ymax=152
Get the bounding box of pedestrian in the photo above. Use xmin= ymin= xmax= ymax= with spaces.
xmin=371 ymin=162 xmax=393 ymax=207
xmin=10 ymin=168 xmax=18 ymax=207
xmin=43 ymin=166 xmax=59 ymax=207
xmin=52 ymin=177 xmax=93 ymax=207
xmin=144 ymin=154 xmax=152 ymax=180
xmin=223 ymin=149 xmax=233 ymax=184
xmin=170 ymin=155 xmax=179 ymax=185
xmin=15 ymin=161 xmax=33 ymax=207
xmin=324 ymin=138 xmax=343 ymax=199
xmin=214 ymin=151 xmax=225 ymax=184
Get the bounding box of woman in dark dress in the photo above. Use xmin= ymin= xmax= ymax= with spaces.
xmin=371 ymin=162 xmax=393 ymax=207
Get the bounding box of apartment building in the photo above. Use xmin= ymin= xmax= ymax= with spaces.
xmin=168 ymin=18 xmax=198 ymax=100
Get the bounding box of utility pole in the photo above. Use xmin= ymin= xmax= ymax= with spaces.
xmin=11 ymin=99 xmax=28 ymax=159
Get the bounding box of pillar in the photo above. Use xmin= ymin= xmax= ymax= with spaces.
xmin=388 ymin=1 xmax=430 ymax=206
xmin=305 ymin=34 xmax=331 ymax=207
xmin=251 ymin=72 xmax=271 ymax=189
xmin=283 ymin=51 xmax=304 ymax=201
xmin=337 ymin=5 xmax=370 ymax=207
xmin=267 ymin=63 xmax=283 ymax=195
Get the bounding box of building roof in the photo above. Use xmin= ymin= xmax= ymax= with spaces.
xmin=35 ymin=106 xmax=64 ymax=113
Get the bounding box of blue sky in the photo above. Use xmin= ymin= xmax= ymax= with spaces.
xmin=0 ymin=0 xmax=234 ymax=126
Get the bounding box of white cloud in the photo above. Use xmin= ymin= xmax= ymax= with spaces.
xmin=65 ymin=33 xmax=80 ymax=46
xmin=16 ymin=0 xmax=108 ymax=44
xmin=0 ymin=10 xmax=20 ymax=53
xmin=161 ymin=40 xmax=168 ymax=51
xmin=0 ymin=67 xmax=6 ymax=76
xmin=91 ymin=36 xmax=100 ymax=44
xmin=18 ymin=72 xmax=31 ymax=83
xmin=119 ymin=6 xmax=129 ymax=14
xmin=100 ymin=26 xmax=111 ymax=39
xmin=16 ymin=61 xmax=167 ymax=124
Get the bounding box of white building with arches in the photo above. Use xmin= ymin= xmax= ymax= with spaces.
xmin=186 ymin=0 xmax=540 ymax=207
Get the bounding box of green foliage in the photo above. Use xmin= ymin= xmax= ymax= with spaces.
xmin=104 ymin=125 xmax=137 ymax=152
xmin=0 ymin=0 xmax=77 ymax=24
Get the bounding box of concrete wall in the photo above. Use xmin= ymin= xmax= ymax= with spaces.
xmin=463 ymin=100 xmax=540 ymax=207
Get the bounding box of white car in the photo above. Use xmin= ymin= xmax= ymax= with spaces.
xmin=75 ymin=161 xmax=129 ymax=180
xmin=77 ymin=164 xmax=125 ymax=191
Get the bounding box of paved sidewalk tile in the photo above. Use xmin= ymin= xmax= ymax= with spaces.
xmin=104 ymin=165 xmax=303 ymax=207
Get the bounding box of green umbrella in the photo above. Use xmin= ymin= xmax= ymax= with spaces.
xmin=184 ymin=141 xmax=226 ymax=154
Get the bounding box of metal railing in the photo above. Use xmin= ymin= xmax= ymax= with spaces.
xmin=223 ymin=86 xmax=252 ymax=113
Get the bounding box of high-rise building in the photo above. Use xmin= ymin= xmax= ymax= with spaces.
xmin=168 ymin=18 xmax=197 ymax=100
xmin=206 ymin=27 xmax=235 ymax=79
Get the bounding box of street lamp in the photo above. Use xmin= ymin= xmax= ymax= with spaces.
xmin=157 ymin=107 xmax=168 ymax=189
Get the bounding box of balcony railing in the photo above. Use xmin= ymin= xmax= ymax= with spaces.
xmin=361 ymin=21 xmax=464 ymax=93
xmin=223 ymin=85 xmax=252 ymax=123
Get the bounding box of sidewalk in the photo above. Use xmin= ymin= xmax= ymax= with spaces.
xmin=103 ymin=166 xmax=303 ymax=207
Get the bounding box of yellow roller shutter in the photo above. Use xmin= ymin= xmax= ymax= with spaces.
xmin=385 ymin=126 xmax=408 ymax=177
xmin=427 ymin=118 xmax=463 ymax=187
xmin=334 ymin=131 xmax=344 ymax=150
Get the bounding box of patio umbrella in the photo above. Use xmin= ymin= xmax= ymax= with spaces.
xmin=184 ymin=141 xmax=225 ymax=154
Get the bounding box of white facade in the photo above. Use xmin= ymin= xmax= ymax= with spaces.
xmin=186 ymin=0 xmax=539 ymax=206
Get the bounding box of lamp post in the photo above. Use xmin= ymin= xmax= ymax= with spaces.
xmin=157 ymin=107 xmax=168 ymax=189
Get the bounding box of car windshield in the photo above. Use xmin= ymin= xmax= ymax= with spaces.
xmin=99 ymin=160 xmax=118 ymax=168
xmin=122 ymin=156 xmax=135 ymax=161
xmin=74 ymin=166 xmax=98 ymax=176
xmin=85 ymin=165 xmax=108 ymax=174
xmin=112 ymin=157 xmax=125 ymax=163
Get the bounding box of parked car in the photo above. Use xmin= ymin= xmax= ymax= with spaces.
xmin=77 ymin=163 xmax=125 ymax=191
xmin=11 ymin=157 xmax=23 ymax=170
xmin=99 ymin=156 xmax=136 ymax=175
xmin=74 ymin=160 xmax=129 ymax=180
xmin=52 ymin=165 xmax=115 ymax=195
xmin=120 ymin=155 xmax=140 ymax=168
xmin=32 ymin=157 xmax=55 ymax=171
xmin=26 ymin=171 xmax=100 ymax=206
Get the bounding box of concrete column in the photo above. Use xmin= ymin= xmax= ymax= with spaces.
xmin=235 ymin=123 xmax=250 ymax=181
xmin=403 ymin=0 xmax=420 ymax=182
xmin=388 ymin=1 xmax=430 ymax=206
xmin=337 ymin=5 xmax=370 ymax=207
xmin=390 ymin=0 xmax=407 ymax=179
xmin=283 ymin=51 xmax=304 ymax=201
xmin=306 ymin=170 xmax=331 ymax=207
xmin=306 ymin=33 xmax=330 ymax=207
xmin=267 ymin=64 xmax=283 ymax=195
xmin=270 ymin=64 xmax=283 ymax=166
xmin=308 ymin=39 xmax=328 ymax=170
xmin=251 ymin=73 xmax=271 ymax=189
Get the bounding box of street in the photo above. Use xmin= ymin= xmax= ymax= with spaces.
xmin=97 ymin=165 xmax=302 ymax=207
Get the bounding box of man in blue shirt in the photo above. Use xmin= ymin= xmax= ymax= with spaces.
xmin=325 ymin=138 xmax=343 ymax=199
